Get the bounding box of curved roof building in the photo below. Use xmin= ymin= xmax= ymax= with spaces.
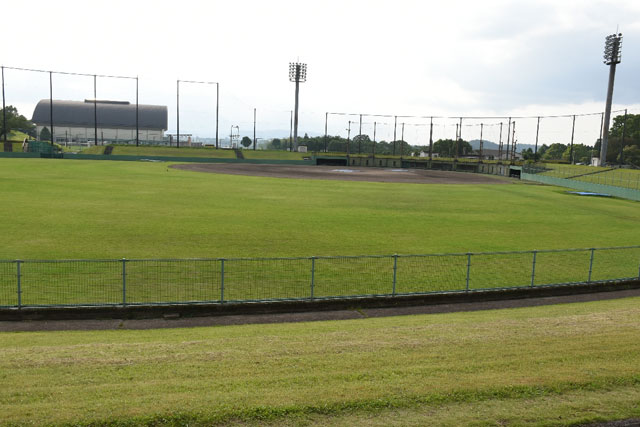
xmin=31 ymin=99 xmax=167 ymax=143
xmin=32 ymin=99 xmax=167 ymax=130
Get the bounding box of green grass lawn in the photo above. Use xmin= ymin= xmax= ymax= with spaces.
xmin=88 ymin=145 xmax=238 ymax=158
xmin=1 ymin=297 xmax=639 ymax=425
xmin=1 ymin=158 xmax=639 ymax=260
xmin=241 ymin=149 xmax=307 ymax=160
xmin=536 ymin=163 xmax=640 ymax=190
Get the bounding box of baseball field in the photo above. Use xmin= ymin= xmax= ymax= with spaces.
xmin=1 ymin=157 xmax=639 ymax=425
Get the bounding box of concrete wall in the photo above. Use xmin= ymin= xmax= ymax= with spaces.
xmin=347 ymin=157 xmax=402 ymax=168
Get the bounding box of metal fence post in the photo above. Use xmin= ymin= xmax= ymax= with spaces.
xmin=530 ymin=251 xmax=537 ymax=287
xmin=121 ymin=258 xmax=127 ymax=307
xmin=310 ymin=256 xmax=315 ymax=299
xmin=220 ymin=258 xmax=225 ymax=303
xmin=16 ymin=260 xmax=22 ymax=309
xmin=588 ymin=248 xmax=595 ymax=283
xmin=392 ymin=254 xmax=398 ymax=296
xmin=466 ymin=253 xmax=472 ymax=291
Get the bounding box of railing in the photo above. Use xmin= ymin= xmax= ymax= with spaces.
xmin=1 ymin=246 xmax=639 ymax=308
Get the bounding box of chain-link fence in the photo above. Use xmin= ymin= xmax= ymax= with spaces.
xmin=1 ymin=246 xmax=639 ymax=308
xmin=522 ymin=164 xmax=640 ymax=202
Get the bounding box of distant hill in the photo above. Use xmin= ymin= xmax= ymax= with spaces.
xmin=468 ymin=139 xmax=536 ymax=153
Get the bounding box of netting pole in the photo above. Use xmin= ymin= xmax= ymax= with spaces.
xmin=530 ymin=251 xmax=537 ymax=287
xmin=466 ymin=253 xmax=471 ymax=291
xmin=16 ymin=260 xmax=22 ymax=309
xmin=392 ymin=254 xmax=398 ymax=296
xmin=220 ymin=258 xmax=225 ymax=303
xmin=310 ymin=256 xmax=315 ymax=299
xmin=324 ymin=112 xmax=328 ymax=152
xmin=122 ymin=258 xmax=127 ymax=307
xmin=588 ymin=248 xmax=595 ymax=283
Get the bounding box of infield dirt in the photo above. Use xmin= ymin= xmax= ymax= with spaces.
xmin=172 ymin=163 xmax=512 ymax=184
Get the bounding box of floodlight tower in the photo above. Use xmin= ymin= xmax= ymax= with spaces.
xmin=289 ymin=62 xmax=307 ymax=151
xmin=600 ymin=33 xmax=622 ymax=166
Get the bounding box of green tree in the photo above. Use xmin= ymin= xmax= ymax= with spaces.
xmin=240 ymin=136 xmax=252 ymax=148
xmin=541 ymin=143 xmax=568 ymax=161
xmin=619 ymin=145 xmax=640 ymax=166
xmin=432 ymin=139 xmax=472 ymax=157
xmin=0 ymin=105 xmax=36 ymax=138
xmin=269 ymin=138 xmax=282 ymax=149
xmin=40 ymin=126 xmax=51 ymax=141
xmin=562 ymin=144 xmax=595 ymax=164
xmin=610 ymin=113 xmax=640 ymax=142
xmin=521 ymin=148 xmax=534 ymax=160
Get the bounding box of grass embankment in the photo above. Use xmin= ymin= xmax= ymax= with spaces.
xmin=1 ymin=298 xmax=639 ymax=425
xmin=81 ymin=145 xmax=238 ymax=158
xmin=537 ymin=163 xmax=640 ymax=190
xmin=1 ymin=158 xmax=639 ymax=260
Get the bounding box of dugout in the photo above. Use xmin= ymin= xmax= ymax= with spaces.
xmin=315 ymin=156 xmax=347 ymax=166
xmin=509 ymin=166 xmax=522 ymax=179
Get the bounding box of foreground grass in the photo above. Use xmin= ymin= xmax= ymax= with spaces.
xmin=1 ymin=158 xmax=640 ymax=259
xmin=0 ymin=297 xmax=639 ymax=425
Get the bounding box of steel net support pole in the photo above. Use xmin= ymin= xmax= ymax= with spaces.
xmin=324 ymin=112 xmax=328 ymax=152
xmin=220 ymin=258 xmax=225 ymax=303
xmin=465 ymin=253 xmax=471 ymax=291
xmin=588 ymin=248 xmax=595 ymax=283
xmin=49 ymin=71 xmax=54 ymax=144
xmin=94 ymin=75 xmax=98 ymax=146
xmin=2 ymin=66 xmax=6 ymax=144
xmin=310 ymin=256 xmax=315 ymax=299
xmin=530 ymin=251 xmax=537 ymax=287
xmin=16 ymin=260 xmax=22 ymax=309
xmin=122 ymin=258 xmax=127 ymax=307
xmin=392 ymin=254 xmax=398 ymax=296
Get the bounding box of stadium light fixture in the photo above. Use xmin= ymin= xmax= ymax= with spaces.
xmin=289 ymin=62 xmax=307 ymax=151
xmin=600 ymin=32 xmax=622 ymax=166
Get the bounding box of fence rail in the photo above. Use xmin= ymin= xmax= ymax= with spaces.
xmin=1 ymin=246 xmax=639 ymax=308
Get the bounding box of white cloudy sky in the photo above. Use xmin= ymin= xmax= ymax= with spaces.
xmin=3 ymin=0 xmax=640 ymax=146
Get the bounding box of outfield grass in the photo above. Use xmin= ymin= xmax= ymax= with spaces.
xmin=242 ymin=149 xmax=307 ymax=160
xmin=1 ymin=297 xmax=639 ymax=425
xmin=81 ymin=145 xmax=239 ymax=158
xmin=1 ymin=158 xmax=639 ymax=260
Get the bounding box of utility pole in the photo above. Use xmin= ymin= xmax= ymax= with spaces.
xmin=2 ymin=66 xmax=7 ymax=146
xmin=498 ymin=122 xmax=503 ymax=161
xmin=600 ymin=33 xmax=623 ymax=166
xmin=324 ymin=112 xmax=328 ymax=152
xmin=253 ymin=108 xmax=256 ymax=150
xmin=534 ymin=117 xmax=540 ymax=162
xmin=358 ymin=114 xmax=362 ymax=154
xmin=428 ymin=117 xmax=433 ymax=161
xmin=176 ymin=80 xmax=180 ymax=148
xmin=94 ymin=75 xmax=98 ymax=146
xmin=393 ymin=116 xmax=397 ymax=155
xmin=479 ymin=123 xmax=484 ymax=161
xmin=570 ymin=115 xmax=576 ymax=164
xmin=49 ymin=71 xmax=54 ymax=144
xmin=505 ymin=118 xmax=511 ymax=162
xmin=289 ymin=110 xmax=293 ymax=152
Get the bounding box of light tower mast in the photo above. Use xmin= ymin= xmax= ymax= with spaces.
xmin=289 ymin=62 xmax=307 ymax=151
xmin=600 ymin=33 xmax=622 ymax=166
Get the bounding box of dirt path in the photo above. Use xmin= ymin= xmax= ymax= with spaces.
xmin=2 ymin=288 xmax=638 ymax=332
xmin=172 ymin=163 xmax=511 ymax=184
